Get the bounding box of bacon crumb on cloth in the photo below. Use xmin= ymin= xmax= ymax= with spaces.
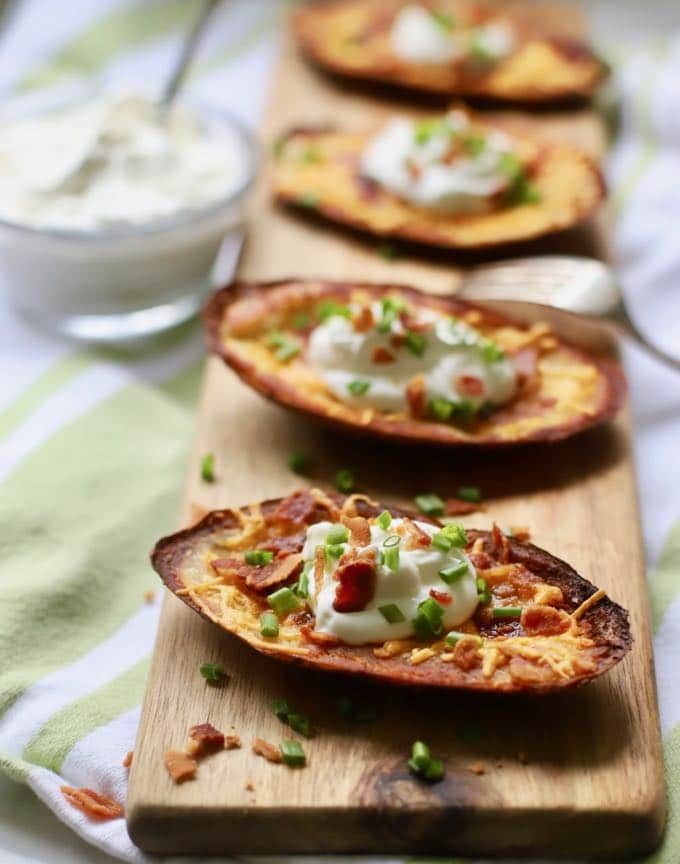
xmin=164 ymin=749 xmax=198 ymax=783
xmin=60 ymin=786 xmax=124 ymax=820
xmin=252 ymin=737 xmax=282 ymax=763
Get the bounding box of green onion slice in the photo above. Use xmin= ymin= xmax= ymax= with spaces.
xmin=287 ymin=713 xmax=312 ymax=738
xmin=260 ymin=611 xmax=279 ymax=638
xmin=326 ymin=524 xmax=349 ymax=545
xmin=272 ymin=698 xmax=291 ymax=720
xmin=267 ymin=587 xmax=301 ymax=617
xmin=347 ymin=379 xmax=370 ymax=396
xmin=383 ymin=534 xmax=401 ymax=548
xmin=287 ymin=451 xmax=309 ymax=474
xmin=200 ymin=453 xmax=215 ymax=482
xmin=404 ymin=331 xmax=427 ymax=356
xmin=378 ymin=603 xmax=406 ymax=624
xmin=414 ymin=493 xmax=445 ymax=517
xmin=445 ymin=631 xmax=483 ymax=647
xmin=381 ymin=546 xmax=400 ymax=572
xmin=335 ymin=468 xmax=355 ymax=493
xmin=244 ymin=550 xmax=274 ymax=566
xmin=199 ymin=662 xmax=226 ymax=684
xmin=492 ymin=606 xmax=522 ymax=618
xmin=457 ymin=485 xmax=481 ymax=503
xmin=439 ymin=561 xmax=469 ymax=584
xmin=376 ymin=510 xmax=392 ymax=530
xmin=281 ymin=739 xmax=306 ymax=767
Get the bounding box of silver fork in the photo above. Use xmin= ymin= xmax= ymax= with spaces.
xmin=458 ymin=255 xmax=680 ymax=371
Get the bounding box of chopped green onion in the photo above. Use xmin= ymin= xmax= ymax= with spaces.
xmin=287 ymin=712 xmax=312 ymax=737
xmin=302 ymin=147 xmax=320 ymax=163
xmin=325 ymin=543 xmax=345 ymax=562
xmin=298 ymin=192 xmax=319 ymax=208
xmin=439 ymin=561 xmax=469 ymax=584
xmin=199 ymin=662 xmax=226 ymax=684
xmin=383 ymin=534 xmax=401 ymax=548
xmin=292 ymin=311 xmax=310 ymax=329
xmin=376 ymin=510 xmax=392 ymax=530
xmin=476 ymin=576 xmax=491 ymax=605
xmin=414 ymin=117 xmax=450 ymax=146
xmin=445 ymin=631 xmax=483 ymax=647
xmin=281 ymin=739 xmax=306 ymax=767
xmin=244 ymin=550 xmax=274 ymax=566
xmin=318 ymin=300 xmax=351 ymax=322
xmin=378 ymin=603 xmax=406 ymax=623
xmin=429 ymin=9 xmax=454 ymax=31
xmin=375 ymin=298 xmax=403 ymax=333
xmin=499 ymin=152 xmax=523 ymax=180
xmin=430 ymin=398 xmax=454 ymax=422
xmin=431 ymin=532 xmax=453 ymax=552
xmin=413 ymin=597 xmax=445 ymax=640
xmin=411 ymin=740 xmax=431 ymax=770
xmin=457 ymin=486 xmax=481 ymax=503
xmin=381 ymin=546 xmax=400 ymax=572
xmin=414 ymin=493 xmax=445 ymax=517
xmin=295 ymin=560 xmax=313 ymax=598
xmin=326 ymin=524 xmax=349 ymax=545
xmin=423 ymin=757 xmax=445 ymax=781
xmin=440 ymin=523 xmax=468 ymax=547
xmin=492 ymin=606 xmax=522 ymax=618
xmin=267 ymin=587 xmax=301 ymax=617
xmin=464 ymin=134 xmax=486 ymax=156
xmin=335 ymin=468 xmax=355 ymax=493
xmin=336 ymin=695 xmax=377 ymax=723
xmin=482 ymin=341 xmax=504 ymax=363
xmin=272 ymin=698 xmax=291 ymax=720
xmin=347 ymin=379 xmax=370 ymax=396
xmin=377 ymin=241 xmax=398 ymax=260
xmin=267 ymin=331 xmax=301 ymax=362
xmin=260 ymin=611 xmax=279 ymax=638
xmin=200 ymin=452 xmax=215 ymax=483
xmin=404 ymin=331 xmax=427 ymax=356
xmin=288 ymin=450 xmax=309 ymax=475
xmin=507 ymin=176 xmax=542 ymax=206
xmin=408 ymin=740 xmax=445 ymax=782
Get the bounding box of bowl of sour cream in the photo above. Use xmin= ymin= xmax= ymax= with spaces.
xmin=0 ymin=92 xmax=255 ymax=340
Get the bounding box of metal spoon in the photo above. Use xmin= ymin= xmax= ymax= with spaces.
xmin=158 ymin=0 xmax=222 ymax=110
xmin=458 ymin=255 xmax=680 ymax=370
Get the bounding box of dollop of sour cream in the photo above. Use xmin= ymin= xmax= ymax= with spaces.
xmin=307 ymin=302 xmax=517 ymax=415
xmin=0 ymin=93 xmax=248 ymax=230
xmin=360 ymin=110 xmax=515 ymax=214
xmin=303 ymin=519 xmax=478 ymax=645
xmin=390 ymin=4 xmax=515 ymax=65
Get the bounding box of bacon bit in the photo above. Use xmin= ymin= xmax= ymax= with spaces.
xmin=225 ymin=734 xmax=242 ymax=750
xmin=456 ymin=375 xmax=484 ymax=397
xmin=273 ymin=489 xmax=336 ymax=527
xmin=373 ymin=639 xmax=412 ymax=658
xmin=451 ymin=636 xmax=482 ymax=671
xmin=445 ymin=497 xmax=479 ymax=516
xmin=490 ymin=523 xmax=512 ymax=564
xmin=252 ymin=738 xmax=282 ymax=764
xmin=508 ymin=525 xmax=531 ymax=542
xmin=511 ymin=347 xmax=539 ymax=386
xmin=468 ymin=550 xmax=494 ymax=570
xmin=429 ymin=588 xmax=452 ymax=605
xmin=405 ymin=374 xmax=427 ymax=418
xmin=467 ymin=761 xmax=486 ymax=776
xmin=245 ymin=780 xmax=255 ymax=792
xmin=405 ymin=158 xmax=422 ymax=180
xmin=143 ymin=590 xmax=156 ymax=604
xmin=247 ymin=553 xmax=304 ymax=592
xmin=210 ymin=558 xmax=241 ymax=582
xmin=402 ymin=518 xmax=432 ymax=551
xmin=389 ymin=332 xmax=406 ymax=349
xmin=465 ymin=310 xmax=483 ymax=326
xmin=371 ymin=346 xmax=395 ymax=364
xmin=122 ymin=751 xmax=133 ymax=769
xmin=343 ymin=515 xmax=371 ymax=546
xmin=258 ymin=532 xmax=305 ymax=557
xmin=352 ymin=306 xmax=374 ymax=332
xmin=187 ymin=723 xmax=225 ymax=757
xmin=301 ymin=625 xmax=341 ymax=646
xmin=521 ymin=605 xmax=571 ymax=637
xmin=164 ymin=749 xmax=197 ymax=783
xmin=333 ymin=559 xmax=376 ymax=613
xmin=60 ymin=786 xmax=124 ymax=820
xmin=400 ymin=311 xmax=431 ymax=333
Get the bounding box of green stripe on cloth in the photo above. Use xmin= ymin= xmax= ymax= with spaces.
xmin=0 ymin=383 xmax=190 ymax=718
xmin=651 ymin=519 xmax=680 ymax=632
xmin=0 ymin=353 xmax=96 ymax=441
xmin=640 ymin=723 xmax=678 ymax=864
xmin=22 ymin=659 xmax=149 ymax=774
xmin=18 ymin=0 xmax=197 ymax=93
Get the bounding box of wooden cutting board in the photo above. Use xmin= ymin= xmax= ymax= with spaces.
xmin=127 ymin=5 xmax=665 ymax=857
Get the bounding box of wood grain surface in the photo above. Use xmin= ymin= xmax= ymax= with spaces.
xmin=127 ymin=4 xmax=665 ymax=857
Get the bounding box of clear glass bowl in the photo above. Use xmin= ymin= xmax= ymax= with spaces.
xmin=0 ymin=101 xmax=256 ymax=342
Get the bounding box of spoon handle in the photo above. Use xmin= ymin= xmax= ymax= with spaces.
xmin=611 ymin=303 xmax=680 ymax=371
xmin=159 ymin=0 xmax=222 ymax=109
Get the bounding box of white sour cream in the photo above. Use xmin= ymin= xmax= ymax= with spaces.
xmin=360 ymin=111 xmax=516 ymax=214
xmin=390 ymin=5 xmax=515 ymax=65
xmin=303 ymin=519 xmax=479 ymax=645
xmin=0 ymin=93 xmax=249 ymax=230
xmin=307 ymin=303 xmax=517 ymax=414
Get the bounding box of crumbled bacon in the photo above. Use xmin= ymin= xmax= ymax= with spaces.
xmin=445 ymin=497 xmax=479 ymax=516
xmin=333 ymin=559 xmax=376 ymax=613
xmin=405 ymin=375 xmax=426 ymax=418
xmin=451 ymin=636 xmax=482 ymax=671
xmin=215 ymin=553 xmax=303 ymax=593
xmin=258 ymin=532 xmax=305 ymax=557
xmin=401 ymin=518 xmax=432 ymax=550
xmin=352 ymin=306 xmax=374 ymax=332
xmin=456 ymin=375 xmax=484 ymax=398
xmin=511 ymin=347 xmax=539 ymax=388
xmin=467 ymin=762 xmax=486 ymax=775
xmin=60 ymin=786 xmax=124 ymax=820
xmin=210 ymin=558 xmax=241 ymax=582
xmin=252 ymin=738 xmax=282 ymax=763
xmin=164 ymin=749 xmax=197 ymax=783
xmin=468 ymin=550 xmax=494 ymax=570
xmin=429 ymin=589 xmax=452 ymax=605
xmin=389 ymin=332 xmax=406 ymax=349
xmin=371 ymin=346 xmax=395 ymax=364
xmin=225 ymin=734 xmax=242 ymax=750
xmin=490 ymin=523 xmax=512 ymax=564
xmin=273 ymin=490 xmax=337 ymax=527
xmin=405 ymin=158 xmax=422 ymax=180
xmin=342 ymin=515 xmax=371 ymax=546
xmin=521 ymin=604 xmax=570 ymax=637
xmin=187 ymin=723 xmax=225 ymax=757
xmin=122 ymin=751 xmax=133 ymax=769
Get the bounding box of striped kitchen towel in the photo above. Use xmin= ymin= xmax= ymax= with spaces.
xmin=0 ymin=2 xmax=678 ymax=863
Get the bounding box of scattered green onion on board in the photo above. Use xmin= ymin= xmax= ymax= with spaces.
xmin=457 ymin=485 xmax=481 ymax=503
xmin=200 ymin=453 xmax=215 ymax=483
xmin=281 ymin=739 xmax=306 ymax=767
xmin=408 ymin=740 xmax=445 ymax=782
xmin=414 ymin=493 xmax=445 ymax=517
xmin=287 ymin=451 xmax=309 ymax=474
xmin=335 ymin=468 xmax=355 ymax=493
xmin=272 ymin=699 xmax=291 ymax=720
xmin=199 ymin=662 xmax=226 ymax=685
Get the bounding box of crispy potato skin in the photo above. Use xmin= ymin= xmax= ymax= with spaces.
xmin=203 ymin=279 xmax=626 ymax=448
xmin=151 ymin=494 xmax=632 ymax=693
xmin=294 ymin=0 xmax=609 ymax=104
xmin=273 ymin=124 xmax=606 ymax=251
